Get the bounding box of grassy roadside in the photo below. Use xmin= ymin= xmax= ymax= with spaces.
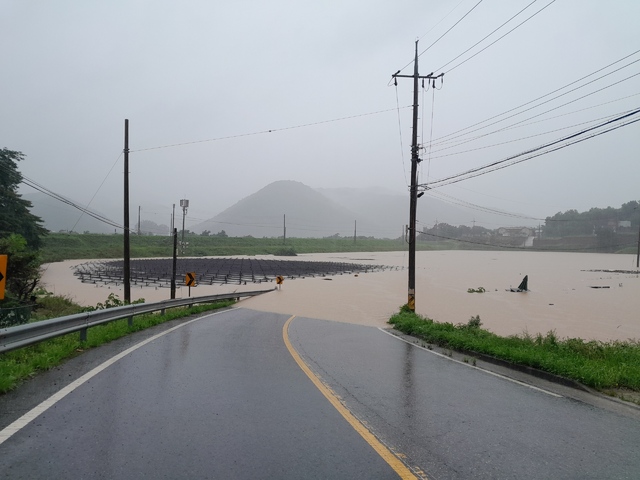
xmin=389 ymin=309 xmax=640 ymax=400
xmin=0 ymin=300 xmax=234 ymax=394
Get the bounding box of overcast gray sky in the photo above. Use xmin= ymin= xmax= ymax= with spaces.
xmin=3 ymin=0 xmax=639 ymax=232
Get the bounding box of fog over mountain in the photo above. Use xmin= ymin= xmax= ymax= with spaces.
xmin=23 ymin=192 xmax=116 ymax=234
xmin=190 ymin=180 xmax=497 ymax=238
xmin=26 ymin=180 xmax=535 ymax=237
xmin=191 ymin=181 xmax=364 ymax=238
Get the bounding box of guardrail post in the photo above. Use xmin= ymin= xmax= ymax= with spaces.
xmin=161 ymin=308 xmax=165 ymax=316
xmin=79 ymin=327 xmax=87 ymax=343
xmin=128 ymin=316 xmax=133 ymax=327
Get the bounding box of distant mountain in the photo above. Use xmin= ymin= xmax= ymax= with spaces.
xmin=191 ymin=180 xmax=378 ymax=238
xmin=191 ymin=180 xmax=482 ymax=239
xmin=25 ymin=180 xmax=500 ymax=238
xmin=22 ymin=192 xmax=117 ymax=234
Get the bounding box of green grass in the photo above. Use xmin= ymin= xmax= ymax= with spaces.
xmin=41 ymin=233 xmax=465 ymax=262
xmin=0 ymin=300 xmax=234 ymax=394
xmin=389 ymin=310 xmax=640 ymax=392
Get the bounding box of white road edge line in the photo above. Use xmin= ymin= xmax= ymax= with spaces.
xmin=0 ymin=309 xmax=228 ymax=446
xmin=378 ymin=328 xmax=562 ymax=398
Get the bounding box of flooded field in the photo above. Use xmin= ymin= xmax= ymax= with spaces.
xmin=41 ymin=251 xmax=640 ymax=342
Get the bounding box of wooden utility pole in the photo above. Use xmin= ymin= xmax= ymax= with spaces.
xmin=354 ymin=220 xmax=357 ymax=244
xmin=392 ymin=42 xmax=442 ymax=312
xmin=123 ymin=119 xmax=131 ymax=303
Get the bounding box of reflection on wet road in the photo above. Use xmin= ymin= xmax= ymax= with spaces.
xmin=1 ymin=307 xmax=639 ymax=479
xmin=288 ymin=316 xmax=640 ymax=479
xmin=0 ymin=309 xmax=400 ymax=479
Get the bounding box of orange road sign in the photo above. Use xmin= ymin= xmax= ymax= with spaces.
xmin=276 ymin=275 xmax=284 ymax=285
xmin=185 ymin=272 xmax=196 ymax=287
xmin=0 ymin=255 xmax=6 ymax=300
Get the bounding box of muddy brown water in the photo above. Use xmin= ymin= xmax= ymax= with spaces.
xmin=41 ymin=251 xmax=640 ymax=342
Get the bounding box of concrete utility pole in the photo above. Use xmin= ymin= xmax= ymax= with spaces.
xmin=354 ymin=220 xmax=357 ymax=244
xmin=171 ymin=203 xmax=175 ymax=235
xmin=392 ymin=42 xmax=443 ymax=312
xmin=123 ymin=119 xmax=131 ymax=303
xmin=283 ymin=214 xmax=286 ymax=244
xmin=180 ymin=199 xmax=189 ymax=255
xmin=137 ymin=206 xmax=141 ymax=235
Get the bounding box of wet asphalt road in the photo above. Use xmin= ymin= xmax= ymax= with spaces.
xmin=1 ymin=307 xmax=640 ymax=479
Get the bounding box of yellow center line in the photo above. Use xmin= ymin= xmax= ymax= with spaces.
xmin=282 ymin=315 xmax=421 ymax=480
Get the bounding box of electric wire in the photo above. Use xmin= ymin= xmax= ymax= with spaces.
xmin=132 ymin=107 xmax=408 ymax=153
xmin=435 ymin=0 xmax=538 ymax=72
xmin=418 ymin=0 xmax=467 ymax=41
xmin=395 ymin=0 xmax=481 ymax=74
xmin=426 ymin=190 xmax=544 ymax=221
xmin=429 ymin=68 xmax=640 ymax=149
xmin=20 ymin=177 xmax=126 ymax=231
xmin=394 ymin=84 xmax=409 ymax=186
xmin=433 ymin=50 xmax=640 ymax=144
xmin=442 ymin=0 xmax=556 ymax=74
xmin=70 ymin=151 xmax=123 ymax=233
xmin=427 ymin=108 xmax=638 ymax=159
xmin=418 ymin=0 xmax=484 ymax=59
xmin=427 ymin=109 xmax=640 ymax=188
xmin=425 ymin=86 xmax=437 ymax=185
xmin=483 ymin=93 xmax=640 ymax=134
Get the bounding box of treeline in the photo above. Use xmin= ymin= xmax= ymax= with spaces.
xmin=544 ymin=201 xmax=640 ymax=237
xmin=0 ymin=148 xmax=47 ymax=306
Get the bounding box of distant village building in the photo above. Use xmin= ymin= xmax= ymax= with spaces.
xmin=618 ymin=220 xmax=631 ymax=229
xmin=497 ymin=227 xmax=534 ymax=237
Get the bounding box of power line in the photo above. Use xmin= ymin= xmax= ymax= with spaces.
xmin=426 ymin=109 xmax=640 ymax=188
xmin=418 ymin=0 xmax=467 ymax=42
xmin=20 ymin=177 xmax=125 ymax=231
xmin=395 ymin=0 xmax=478 ymax=74
xmin=442 ymin=0 xmax=556 ymax=74
xmin=418 ymin=0 xmax=484 ymax=58
xmin=132 ymin=107 xmax=408 ymax=153
xmin=435 ymin=0 xmax=539 ymax=72
xmin=427 ymin=108 xmax=638 ymax=159
xmin=433 ymin=50 xmax=640 ymax=144
xmin=70 ymin=151 xmax=123 ymax=232
xmin=394 ymin=83 xmax=409 ymax=186
xmin=426 ymin=190 xmax=544 ymax=221
xmin=429 ymin=68 xmax=640 ymax=150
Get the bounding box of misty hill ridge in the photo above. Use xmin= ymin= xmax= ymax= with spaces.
xmin=192 ymin=180 xmax=370 ymax=238
xmin=191 ymin=180 xmax=481 ymax=238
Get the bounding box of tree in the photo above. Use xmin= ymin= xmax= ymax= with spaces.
xmin=0 ymin=148 xmax=47 ymax=248
xmin=0 ymin=234 xmax=41 ymax=303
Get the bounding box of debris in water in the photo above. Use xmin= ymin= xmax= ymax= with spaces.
xmin=508 ymin=275 xmax=528 ymax=292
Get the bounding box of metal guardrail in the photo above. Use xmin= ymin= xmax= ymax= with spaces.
xmin=0 ymin=289 xmax=273 ymax=354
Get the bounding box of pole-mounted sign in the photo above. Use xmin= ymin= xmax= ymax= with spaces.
xmin=185 ymin=272 xmax=196 ymax=287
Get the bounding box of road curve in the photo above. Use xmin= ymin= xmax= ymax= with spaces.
xmin=1 ymin=307 xmax=639 ymax=479
xmin=0 ymin=309 xmax=402 ymax=479
xmin=287 ymin=316 xmax=640 ymax=479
